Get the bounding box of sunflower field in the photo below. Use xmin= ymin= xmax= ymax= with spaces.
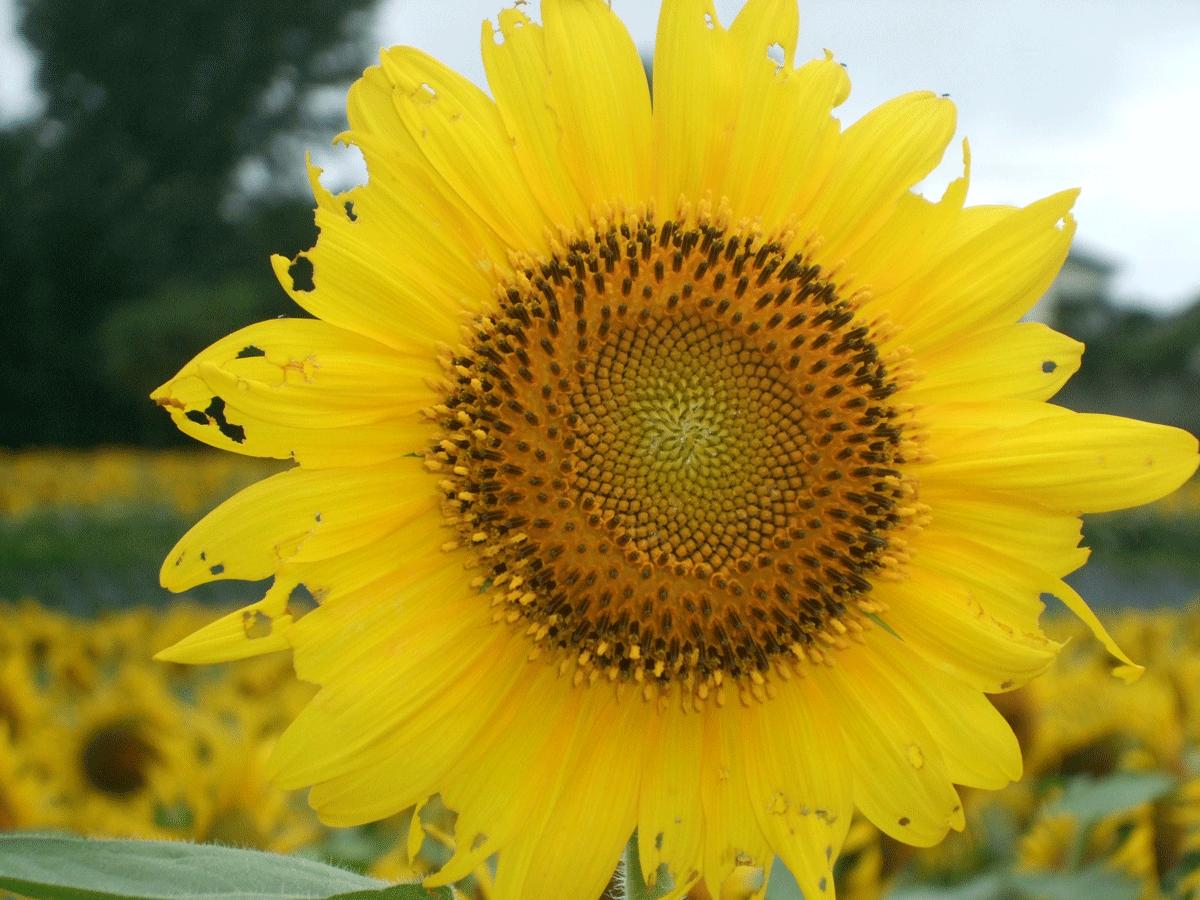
xmin=0 ymin=449 xmax=1197 ymax=897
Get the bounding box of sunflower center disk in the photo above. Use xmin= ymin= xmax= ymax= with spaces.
xmin=428 ymin=216 xmax=920 ymax=703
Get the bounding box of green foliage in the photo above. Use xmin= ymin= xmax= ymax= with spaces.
xmin=0 ymin=833 xmax=449 ymax=900
xmin=0 ymin=504 xmax=246 ymax=613
xmin=0 ymin=0 xmax=375 ymax=447
xmin=1083 ymin=509 xmax=1200 ymax=577
xmin=97 ymin=276 xmax=294 ymax=440
xmin=888 ymin=866 xmax=1141 ymax=900
xmin=1048 ymin=771 xmax=1174 ymax=827
xmin=1055 ymin=293 xmax=1200 ymax=436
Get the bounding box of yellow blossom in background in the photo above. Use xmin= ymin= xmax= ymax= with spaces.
xmin=0 ymin=449 xmax=280 ymax=518
xmin=1020 ymin=658 xmax=1183 ymax=776
xmin=0 ymin=726 xmax=61 ymax=832
xmin=1018 ymin=803 xmax=1161 ymax=898
xmin=150 ymin=0 xmax=1198 ymax=896
xmin=0 ymin=603 xmax=331 ymax=856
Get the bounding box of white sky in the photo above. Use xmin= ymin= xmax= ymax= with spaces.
xmin=3 ymin=0 xmax=1199 ymax=311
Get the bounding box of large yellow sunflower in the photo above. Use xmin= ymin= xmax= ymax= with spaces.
xmin=153 ymin=1 xmax=1198 ymax=896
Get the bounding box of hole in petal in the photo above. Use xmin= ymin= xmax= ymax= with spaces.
xmin=287 ymin=583 xmax=319 ymax=620
xmin=288 ymin=255 xmax=315 ymax=293
xmin=243 ymin=610 xmax=273 ymax=639
xmin=203 ymin=396 xmax=246 ymax=444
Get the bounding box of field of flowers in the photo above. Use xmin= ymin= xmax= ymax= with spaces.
xmin=2 ymin=450 xmax=1200 ymax=898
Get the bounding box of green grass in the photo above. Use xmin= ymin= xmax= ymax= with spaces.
xmin=0 ymin=503 xmax=254 ymax=614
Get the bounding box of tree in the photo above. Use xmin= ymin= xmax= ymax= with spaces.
xmin=0 ymin=0 xmax=377 ymax=446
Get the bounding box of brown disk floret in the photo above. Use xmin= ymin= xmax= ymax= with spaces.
xmin=426 ymin=213 xmax=919 ymax=703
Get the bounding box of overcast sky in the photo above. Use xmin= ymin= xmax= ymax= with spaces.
xmin=3 ymin=0 xmax=1199 ymax=311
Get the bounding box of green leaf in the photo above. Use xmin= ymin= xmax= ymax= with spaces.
xmin=1011 ymin=865 xmax=1142 ymax=900
xmin=764 ymin=861 xmax=804 ymax=900
xmin=1049 ymin=771 xmax=1175 ymax=826
xmin=0 ymin=833 xmax=450 ymax=900
xmin=886 ymin=872 xmax=1015 ymax=900
xmin=866 ymin=611 xmax=903 ymax=641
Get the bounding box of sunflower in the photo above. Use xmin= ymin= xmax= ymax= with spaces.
xmin=40 ymin=670 xmax=195 ymax=839
xmin=153 ymin=1 xmax=1198 ymax=896
xmin=0 ymin=725 xmax=63 ymax=832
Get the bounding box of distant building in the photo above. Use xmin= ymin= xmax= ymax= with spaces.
xmin=1027 ymin=247 xmax=1117 ymax=329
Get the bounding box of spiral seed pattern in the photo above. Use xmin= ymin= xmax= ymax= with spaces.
xmin=426 ymin=214 xmax=919 ymax=703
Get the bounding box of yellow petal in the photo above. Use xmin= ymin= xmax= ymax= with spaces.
xmin=920 ymin=398 xmax=1068 ymax=439
xmin=481 ymin=9 xmax=589 ymax=228
xmin=542 ymin=0 xmax=653 ymax=208
xmin=272 ymin=157 xmax=492 ymax=354
xmin=652 ymin=0 xmax=737 ymax=211
xmin=1044 ymin=580 xmax=1145 ymax=683
xmin=805 ymin=92 xmax=957 ymax=263
xmin=152 ymin=318 xmax=438 ymax=466
xmin=152 ymin=319 xmax=435 ymax=466
xmin=720 ymin=0 xmax=853 ymax=228
xmin=698 ymin=705 xmax=773 ymax=897
xmin=913 ymin=525 xmax=1085 ymax=632
xmin=823 ymin=645 xmax=964 ymax=846
xmin=160 ymin=465 xmax=434 ymax=591
xmin=739 ymin=677 xmax=852 ymax=900
xmin=848 ymin=139 xmax=970 ymax=298
xmin=429 ymin=666 xmax=591 ymax=886
xmin=887 ymin=189 xmax=1078 ymax=353
xmin=487 ymin=694 xmax=643 ymax=900
xmin=728 ymin=0 xmax=798 ymax=63
xmin=870 ymin=632 xmax=1023 ymax=789
xmin=377 ymin=46 xmax=549 ymax=251
xmin=738 ymin=53 xmax=849 ymax=229
xmin=920 ymin=410 xmax=1199 ymax=514
xmin=275 ymin=584 xmax=513 ymax=793
xmin=906 ymin=520 xmax=1140 ymax=680
xmin=905 ymin=321 xmax=1083 ymax=405
xmin=406 ymin=797 xmax=428 ymax=863
xmin=345 ymin=66 xmax=510 ymax=286
xmin=638 ymin=709 xmax=704 ymax=892
xmin=154 ymin=578 xmax=294 ymax=664
xmin=878 ymin=566 xmax=1061 ymax=693
xmin=920 ymin=482 xmax=1086 ymax=578
xmin=301 ymin=640 xmax=527 ymax=827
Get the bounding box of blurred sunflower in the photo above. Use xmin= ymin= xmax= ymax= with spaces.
xmin=0 ymin=726 xmax=61 ymax=831
xmin=41 ymin=673 xmax=193 ymax=839
xmin=1022 ymin=661 xmax=1183 ymax=777
xmin=191 ymin=732 xmax=322 ymax=853
xmin=1019 ymin=804 xmax=1160 ymax=898
xmin=0 ymin=651 xmax=47 ymax=744
xmin=153 ymin=0 xmax=1198 ymax=896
